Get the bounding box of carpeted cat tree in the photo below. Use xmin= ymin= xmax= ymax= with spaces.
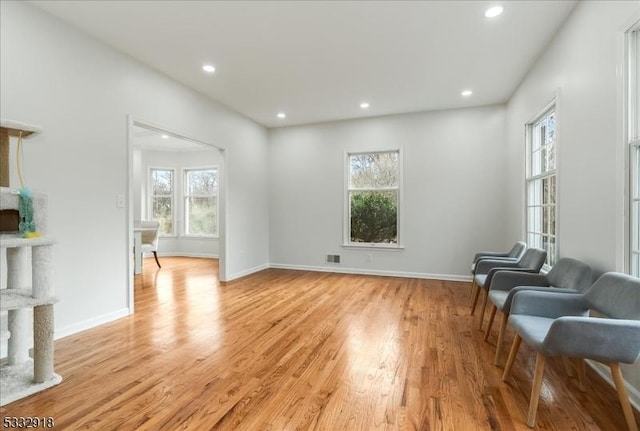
xmin=0 ymin=119 xmax=61 ymax=406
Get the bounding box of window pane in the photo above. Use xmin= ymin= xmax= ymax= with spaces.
xmin=188 ymin=170 xmax=218 ymax=195
xmin=528 ymin=179 xmax=542 ymax=205
xmin=542 ymin=177 xmax=550 ymax=205
xmin=545 ymin=113 xmax=556 ymax=171
xmin=152 ymin=170 xmax=173 ymax=195
xmin=633 ymin=29 xmax=640 ymax=141
xmin=186 ymin=197 xmax=216 ymax=235
xmin=153 ymin=197 xmax=173 ymax=234
xmin=350 ymin=191 xmax=397 ymax=243
xmin=531 ymin=149 xmax=542 ymax=177
xmin=633 ymin=199 xmax=640 ymax=251
xmin=350 ymin=152 xmax=399 ymax=188
xmin=528 ymin=233 xmax=542 ymax=249
xmin=633 ymin=253 xmax=640 ymax=276
xmin=546 ymin=236 xmax=557 ymax=266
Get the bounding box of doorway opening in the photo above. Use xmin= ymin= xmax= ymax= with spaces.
xmin=127 ymin=118 xmax=227 ymax=313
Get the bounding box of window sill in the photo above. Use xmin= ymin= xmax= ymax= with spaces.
xmin=183 ymin=235 xmax=219 ymax=240
xmin=342 ymin=243 xmax=405 ymax=251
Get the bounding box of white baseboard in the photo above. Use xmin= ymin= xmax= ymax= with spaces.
xmin=587 ymin=360 xmax=640 ymax=412
xmin=1 ymin=308 xmax=131 ymax=360
xmin=269 ymin=263 xmax=472 ymax=282
xmin=55 ymin=308 xmax=131 ymax=340
xmin=225 ymin=263 xmax=271 ymax=282
xmin=147 ymin=252 xmax=219 ymax=259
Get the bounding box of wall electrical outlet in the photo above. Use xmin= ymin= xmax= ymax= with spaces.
xmin=366 ymin=253 xmax=373 ymax=262
xmin=116 ymin=194 xmax=125 ymax=208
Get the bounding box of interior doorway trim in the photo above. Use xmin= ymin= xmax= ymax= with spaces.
xmin=126 ymin=115 xmax=228 ymax=314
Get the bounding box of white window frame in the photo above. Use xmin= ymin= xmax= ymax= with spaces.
xmin=343 ymin=149 xmax=403 ymax=249
xmin=525 ymin=102 xmax=557 ymax=269
xmin=148 ymin=167 xmax=176 ymax=237
xmin=628 ymin=22 xmax=640 ymax=276
xmin=183 ymin=166 xmax=219 ymax=238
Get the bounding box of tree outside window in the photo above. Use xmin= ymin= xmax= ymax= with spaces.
xmin=526 ymin=108 xmax=556 ymax=267
xmin=150 ymin=168 xmax=174 ymax=235
xmin=347 ymin=151 xmax=400 ymax=245
xmin=185 ymin=168 xmax=218 ymax=236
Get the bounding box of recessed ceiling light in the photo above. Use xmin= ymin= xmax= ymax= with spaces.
xmin=485 ymin=6 xmax=503 ymax=18
xmin=161 ymin=134 xmax=169 ymax=139
xmin=461 ymin=90 xmax=473 ymax=97
xmin=277 ymin=112 xmax=286 ymax=119
xmin=360 ymin=102 xmax=370 ymax=109
xmin=202 ymin=64 xmax=216 ymax=73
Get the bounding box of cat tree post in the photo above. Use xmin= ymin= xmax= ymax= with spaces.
xmin=32 ymin=244 xmax=54 ymax=383
xmin=0 ymin=128 xmax=8 ymax=187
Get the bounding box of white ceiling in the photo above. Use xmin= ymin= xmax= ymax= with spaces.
xmin=30 ymin=0 xmax=578 ymax=128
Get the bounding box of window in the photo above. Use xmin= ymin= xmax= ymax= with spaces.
xmin=346 ymin=150 xmax=400 ymax=246
xmin=184 ymin=168 xmax=218 ymax=237
xmin=628 ymin=23 xmax=640 ymax=276
xmin=150 ymin=168 xmax=175 ymax=235
xmin=526 ymin=106 xmax=557 ymax=267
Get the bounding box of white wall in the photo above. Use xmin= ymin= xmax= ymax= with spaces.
xmin=269 ymin=105 xmax=508 ymax=279
xmin=0 ymin=1 xmax=270 ymax=339
xmin=137 ymin=149 xmax=222 ymax=257
xmin=505 ymin=0 xmax=640 ymax=402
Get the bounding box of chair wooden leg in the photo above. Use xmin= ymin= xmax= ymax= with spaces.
xmin=502 ymin=333 xmax=522 ymax=382
xmin=576 ymin=359 xmax=586 ymax=392
xmin=478 ymin=289 xmax=488 ymax=330
xmin=470 ymin=283 xmax=481 ymax=315
xmin=562 ymin=357 xmax=574 ymax=377
xmin=484 ymin=304 xmax=497 ymax=341
xmin=153 ymin=251 xmax=161 ymax=268
xmin=494 ymin=312 xmax=509 ymax=366
xmin=610 ymin=362 xmax=639 ymax=431
xmin=468 ymin=277 xmax=476 ymax=301
xmin=527 ymin=353 xmax=546 ymax=428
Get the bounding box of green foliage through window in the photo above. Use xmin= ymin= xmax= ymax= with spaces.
xmin=350 ymin=191 xmax=397 ymax=243
xmin=151 ymin=169 xmax=174 ymax=235
xmin=348 ymin=151 xmax=400 ymax=244
xmin=185 ymin=169 xmax=218 ymax=236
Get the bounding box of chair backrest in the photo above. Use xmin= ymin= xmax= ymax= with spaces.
xmin=508 ymin=241 xmax=527 ymax=259
xmin=138 ymin=220 xmax=161 ymax=248
xmin=546 ymin=258 xmax=593 ymax=292
xmin=517 ymin=247 xmax=547 ymax=271
xmin=584 ymin=272 xmax=640 ymax=320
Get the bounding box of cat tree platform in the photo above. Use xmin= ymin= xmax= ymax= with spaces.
xmin=1 ymin=187 xmax=61 ymax=406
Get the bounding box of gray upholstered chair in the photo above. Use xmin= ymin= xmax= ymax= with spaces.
xmin=470 ymin=241 xmax=527 ymax=274
xmin=485 ymin=257 xmax=592 ymax=365
xmin=469 ymin=241 xmax=527 ymax=300
xmin=471 ymin=248 xmax=547 ymax=330
xmin=502 ymin=272 xmax=640 ymax=430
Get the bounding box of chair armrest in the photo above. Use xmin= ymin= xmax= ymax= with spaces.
xmin=490 ymin=271 xmax=550 ymax=292
xmin=475 ymin=259 xmax=521 ymax=274
xmin=471 ymin=256 xmax=517 ymax=273
xmin=544 ymin=317 xmax=640 ymax=363
xmin=473 ymin=252 xmax=511 ymax=263
xmin=510 ymin=290 xmax=588 ymax=319
xmin=502 ymin=286 xmax=580 ymax=314
xmin=485 ymin=267 xmax=540 ymax=287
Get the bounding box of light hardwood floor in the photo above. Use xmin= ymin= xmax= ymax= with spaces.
xmin=1 ymin=257 xmax=637 ymax=430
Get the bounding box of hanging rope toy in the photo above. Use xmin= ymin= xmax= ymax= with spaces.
xmin=18 ymin=187 xmax=40 ymax=238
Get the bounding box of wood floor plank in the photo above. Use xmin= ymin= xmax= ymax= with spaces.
xmin=1 ymin=257 xmax=638 ymax=430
